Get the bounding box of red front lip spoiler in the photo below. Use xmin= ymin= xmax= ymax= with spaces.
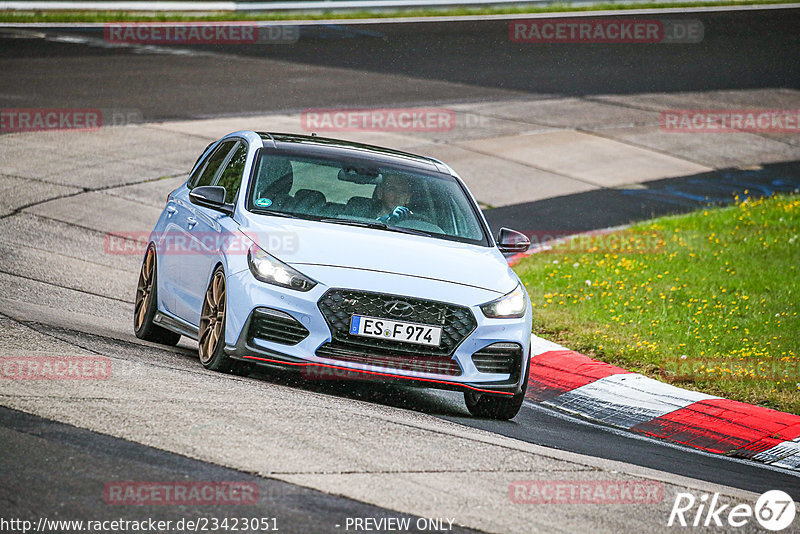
xmin=241 ymin=354 xmax=515 ymax=396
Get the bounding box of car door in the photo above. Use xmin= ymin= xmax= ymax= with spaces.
xmin=158 ymin=144 xmax=220 ymax=316
xmin=180 ymin=139 xmax=248 ymax=327
xmin=169 ymin=139 xmax=238 ymax=323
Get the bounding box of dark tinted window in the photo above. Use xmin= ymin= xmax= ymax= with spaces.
xmin=215 ymin=141 xmax=247 ymax=203
xmin=189 ymin=140 xmax=236 ymax=189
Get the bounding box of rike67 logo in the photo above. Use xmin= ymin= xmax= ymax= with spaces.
xmin=668 ymin=490 xmax=796 ymax=531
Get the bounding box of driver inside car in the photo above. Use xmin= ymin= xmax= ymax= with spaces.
xmin=374 ymin=172 xmax=415 ymax=224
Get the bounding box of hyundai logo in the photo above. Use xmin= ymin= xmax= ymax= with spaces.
xmin=384 ymin=300 xmax=414 ymax=317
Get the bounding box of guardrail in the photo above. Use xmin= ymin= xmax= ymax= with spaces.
xmin=0 ymin=0 xmax=758 ymax=11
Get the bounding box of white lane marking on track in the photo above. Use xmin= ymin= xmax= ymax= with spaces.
xmin=545 ymin=373 xmax=719 ymax=429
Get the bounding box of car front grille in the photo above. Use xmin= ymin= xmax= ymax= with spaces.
xmin=471 ymin=342 xmax=522 ymax=374
xmin=247 ymin=307 xmax=309 ymax=346
xmin=316 ymin=288 xmax=477 ymax=358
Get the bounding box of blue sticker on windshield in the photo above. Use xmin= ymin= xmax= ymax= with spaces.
xmin=255 ymin=198 xmax=272 ymax=208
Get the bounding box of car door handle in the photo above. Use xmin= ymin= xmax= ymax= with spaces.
xmin=187 ymin=217 xmax=197 ymax=229
xmin=166 ymin=206 xmax=177 ymax=216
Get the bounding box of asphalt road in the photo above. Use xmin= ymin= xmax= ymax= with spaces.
xmin=1 ymin=7 xmax=799 ymax=532
xmin=3 ymin=8 xmax=799 ymax=235
xmin=2 ymin=8 xmax=799 ymax=119
xmin=484 ymin=160 xmax=800 ymax=233
xmin=2 ymin=405 xmax=479 ymax=534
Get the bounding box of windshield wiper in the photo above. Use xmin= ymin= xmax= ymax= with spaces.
xmin=255 ymin=209 xmax=295 ymax=218
xmin=319 ymin=218 xmax=432 ymax=237
xmin=319 ymin=218 xmax=386 ymax=229
xmin=384 ymin=225 xmax=432 ymax=237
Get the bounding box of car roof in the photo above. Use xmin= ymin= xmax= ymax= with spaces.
xmin=255 ymin=131 xmax=449 ymax=174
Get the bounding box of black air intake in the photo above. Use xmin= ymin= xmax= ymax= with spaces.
xmin=471 ymin=342 xmax=522 ymax=374
xmin=247 ymin=307 xmax=309 ymax=346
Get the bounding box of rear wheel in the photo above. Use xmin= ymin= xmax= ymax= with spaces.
xmin=134 ymin=245 xmax=181 ymax=346
xmin=198 ymin=267 xmax=250 ymax=375
xmin=464 ymin=363 xmax=529 ymax=420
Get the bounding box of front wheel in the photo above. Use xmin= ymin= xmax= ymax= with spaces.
xmin=198 ymin=267 xmax=250 ymax=376
xmin=464 ymin=363 xmax=529 ymax=420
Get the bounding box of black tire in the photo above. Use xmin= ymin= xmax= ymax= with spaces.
xmin=198 ymin=266 xmax=250 ymax=376
xmin=134 ymin=245 xmax=181 ymax=346
xmin=464 ymin=361 xmax=530 ymax=420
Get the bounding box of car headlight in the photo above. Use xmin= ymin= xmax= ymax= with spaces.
xmin=247 ymin=245 xmax=316 ymax=292
xmin=480 ymin=283 xmax=527 ymax=318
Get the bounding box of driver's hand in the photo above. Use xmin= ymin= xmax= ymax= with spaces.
xmin=378 ymin=206 xmax=412 ymax=223
xmin=391 ymin=206 xmax=412 ymax=220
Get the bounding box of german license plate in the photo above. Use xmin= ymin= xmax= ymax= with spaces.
xmin=349 ymin=315 xmax=442 ymax=346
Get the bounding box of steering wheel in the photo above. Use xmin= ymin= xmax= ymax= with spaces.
xmin=392 ymin=211 xmax=444 ymax=233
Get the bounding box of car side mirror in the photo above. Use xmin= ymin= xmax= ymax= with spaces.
xmin=189 ymin=186 xmax=233 ymax=215
xmin=496 ymin=227 xmax=530 ymax=254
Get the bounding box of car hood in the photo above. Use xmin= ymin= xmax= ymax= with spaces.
xmin=239 ymin=217 xmax=515 ymax=295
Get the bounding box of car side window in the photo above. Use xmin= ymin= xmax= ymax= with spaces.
xmin=189 ymin=140 xmax=237 ymax=189
xmin=214 ymin=141 xmax=248 ymax=203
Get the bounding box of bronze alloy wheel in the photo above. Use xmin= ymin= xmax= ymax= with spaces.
xmin=199 ymin=269 xmax=226 ymax=364
xmin=134 ymin=246 xmax=156 ymax=332
xmin=133 ymin=245 xmax=181 ymax=346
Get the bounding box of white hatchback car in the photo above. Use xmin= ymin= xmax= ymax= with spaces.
xmin=135 ymin=131 xmax=532 ymax=419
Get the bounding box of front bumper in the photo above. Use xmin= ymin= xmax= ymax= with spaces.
xmin=223 ymin=268 xmax=532 ymax=397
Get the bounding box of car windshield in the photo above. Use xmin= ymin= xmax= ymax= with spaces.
xmin=247 ymin=151 xmax=488 ymax=246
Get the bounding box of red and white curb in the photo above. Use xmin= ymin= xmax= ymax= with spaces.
xmin=527 ymin=335 xmax=800 ymax=471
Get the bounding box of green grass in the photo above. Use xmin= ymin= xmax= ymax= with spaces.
xmin=1 ymin=0 xmax=797 ymax=23
xmin=514 ymin=193 xmax=800 ymax=414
